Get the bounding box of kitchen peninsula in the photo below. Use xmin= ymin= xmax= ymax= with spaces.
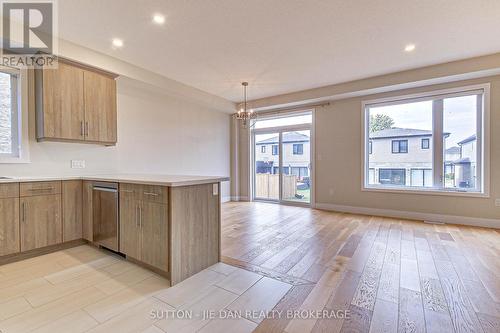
xmin=0 ymin=174 xmax=228 ymax=285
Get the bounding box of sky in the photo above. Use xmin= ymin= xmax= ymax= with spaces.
xmin=370 ymin=95 xmax=477 ymax=147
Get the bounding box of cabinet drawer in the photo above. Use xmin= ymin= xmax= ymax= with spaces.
xmin=0 ymin=183 xmax=19 ymax=199
xmin=141 ymin=185 xmax=168 ymax=204
xmin=119 ymin=183 xmax=168 ymax=204
xmin=119 ymin=183 xmax=143 ymax=200
xmin=20 ymin=181 xmax=62 ymax=197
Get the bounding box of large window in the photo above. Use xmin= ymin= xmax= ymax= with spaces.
xmin=0 ymin=70 xmax=19 ymax=159
xmin=364 ymin=85 xmax=487 ymax=194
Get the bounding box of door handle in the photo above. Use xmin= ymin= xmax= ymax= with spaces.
xmin=80 ymin=121 xmax=84 ymax=136
xmin=143 ymin=192 xmax=158 ymax=196
xmin=85 ymin=122 xmax=89 ymax=136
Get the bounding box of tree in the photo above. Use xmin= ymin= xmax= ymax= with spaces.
xmin=370 ymin=114 xmax=394 ymax=133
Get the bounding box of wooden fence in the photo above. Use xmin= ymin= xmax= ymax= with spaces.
xmin=255 ymin=174 xmax=297 ymax=200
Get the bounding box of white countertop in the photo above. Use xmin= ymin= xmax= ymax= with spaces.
xmin=0 ymin=174 xmax=229 ymax=187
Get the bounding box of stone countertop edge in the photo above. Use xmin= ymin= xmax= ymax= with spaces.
xmin=0 ymin=174 xmax=230 ymax=187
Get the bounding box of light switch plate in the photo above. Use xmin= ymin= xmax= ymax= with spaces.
xmin=212 ymin=184 xmax=218 ymax=196
xmin=71 ymin=160 xmax=86 ymax=169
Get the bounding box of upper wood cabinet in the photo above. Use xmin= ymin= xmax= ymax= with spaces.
xmin=35 ymin=59 xmax=117 ymax=145
xmin=83 ymin=70 xmax=117 ymax=143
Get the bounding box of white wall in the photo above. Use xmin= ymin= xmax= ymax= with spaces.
xmin=0 ymin=61 xmax=231 ymax=201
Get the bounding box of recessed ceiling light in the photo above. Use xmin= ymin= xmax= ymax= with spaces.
xmin=404 ymin=44 xmax=416 ymax=52
xmin=112 ymin=38 xmax=124 ymax=48
xmin=152 ymin=13 xmax=165 ymax=25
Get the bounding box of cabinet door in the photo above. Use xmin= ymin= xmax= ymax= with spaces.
xmin=84 ymin=70 xmax=117 ymax=143
xmin=62 ymin=180 xmax=83 ymax=242
xmin=82 ymin=181 xmax=93 ymax=241
xmin=0 ymin=197 xmax=20 ymax=256
xmin=20 ymin=195 xmax=62 ymax=252
xmin=141 ymin=201 xmax=168 ymax=272
xmin=40 ymin=62 xmax=84 ymax=140
xmin=119 ymin=196 xmax=141 ymax=260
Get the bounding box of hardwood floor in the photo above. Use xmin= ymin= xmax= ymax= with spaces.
xmin=221 ymin=201 xmax=500 ymax=333
xmin=0 ymin=201 xmax=498 ymax=333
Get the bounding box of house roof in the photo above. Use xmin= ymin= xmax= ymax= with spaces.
xmin=458 ymin=134 xmax=476 ymax=145
xmin=445 ymin=146 xmax=460 ymax=154
xmin=370 ymin=127 xmax=451 ymax=140
xmin=369 ymin=128 xmax=433 ymax=139
xmin=453 ymin=157 xmax=471 ymax=164
xmin=256 ymin=131 xmax=309 ymax=145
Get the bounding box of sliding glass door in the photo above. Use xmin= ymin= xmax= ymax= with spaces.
xmin=252 ymin=112 xmax=312 ymax=205
xmin=254 ymin=132 xmax=280 ymax=201
xmin=281 ymin=130 xmax=311 ymax=203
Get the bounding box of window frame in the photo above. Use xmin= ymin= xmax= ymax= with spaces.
xmin=260 ymin=145 xmax=266 ymax=153
xmin=0 ymin=66 xmax=29 ymax=164
xmin=271 ymin=144 xmax=279 ymax=155
xmin=293 ymin=143 xmax=303 ymax=155
xmin=361 ymin=83 xmax=490 ymax=197
xmin=391 ymin=139 xmax=408 ymax=154
xmin=421 ymin=138 xmax=430 ymax=150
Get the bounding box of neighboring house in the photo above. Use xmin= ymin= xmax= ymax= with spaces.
xmin=369 ymin=128 xmax=435 ymax=187
xmin=369 ymin=127 xmax=476 ymax=188
xmin=449 ymin=134 xmax=477 ymax=188
xmin=255 ymin=131 xmax=310 ymax=179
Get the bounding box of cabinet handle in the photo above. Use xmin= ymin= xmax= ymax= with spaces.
xmin=139 ymin=206 xmax=143 ymax=228
xmin=136 ymin=205 xmax=140 ymax=227
xmin=85 ymin=122 xmax=89 ymax=136
xmin=21 ymin=202 xmax=26 ymax=223
xmin=143 ymin=192 xmax=158 ymax=196
xmin=28 ymin=187 xmax=54 ymax=192
xmin=121 ymin=189 xmax=133 ymax=193
xmin=80 ymin=121 xmax=84 ymax=136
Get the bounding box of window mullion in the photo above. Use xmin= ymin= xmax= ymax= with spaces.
xmin=433 ymin=99 xmax=444 ymax=188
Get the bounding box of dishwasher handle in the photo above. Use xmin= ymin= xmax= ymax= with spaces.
xmin=93 ymin=186 xmax=118 ymax=193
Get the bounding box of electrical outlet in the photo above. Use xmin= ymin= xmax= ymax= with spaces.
xmin=495 ymin=198 xmax=500 ymax=207
xmin=71 ymin=160 xmax=86 ymax=169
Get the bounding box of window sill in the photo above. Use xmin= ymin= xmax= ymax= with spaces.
xmin=362 ymin=186 xmax=489 ymax=198
xmin=0 ymin=156 xmax=31 ymax=164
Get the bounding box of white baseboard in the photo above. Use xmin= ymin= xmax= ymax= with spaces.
xmin=314 ymin=202 xmax=500 ymax=229
xmin=229 ymin=196 xmax=250 ymax=202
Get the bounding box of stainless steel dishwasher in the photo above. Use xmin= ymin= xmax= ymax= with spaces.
xmin=92 ymin=182 xmax=119 ymax=252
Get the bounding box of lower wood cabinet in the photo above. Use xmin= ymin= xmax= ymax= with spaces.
xmin=20 ymin=194 xmax=62 ymax=252
xmin=119 ymin=194 xmax=141 ymax=260
xmin=0 ymin=197 xmax=20 ymax=256
xmin=82 ymin=181 xmax=93 ymax=241
xmin=119 ymin=184 xmax=168 ymax=272
xmin=141 ymin=201 xmax=168 ymax=271
xmin=62 ymin=180 xmax=83 ymax=242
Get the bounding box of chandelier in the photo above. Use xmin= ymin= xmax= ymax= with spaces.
xmin=234 ymin=82 xmax=256 ymax=127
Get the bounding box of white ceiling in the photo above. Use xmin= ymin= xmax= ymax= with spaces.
xmin=58 ymin=0 xmax=500 ymax=102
